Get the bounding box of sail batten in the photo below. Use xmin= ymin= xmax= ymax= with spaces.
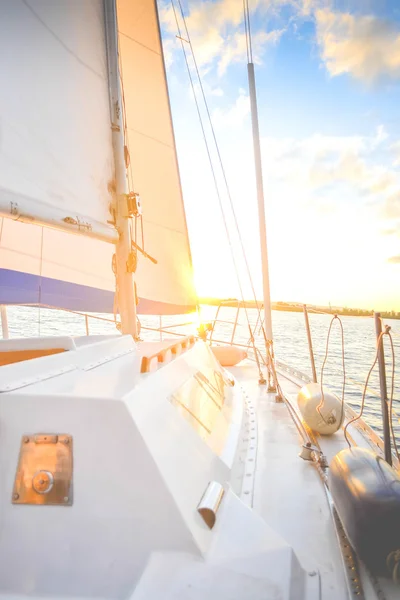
xmin=0 ymin=189 xmax=118 ymax=244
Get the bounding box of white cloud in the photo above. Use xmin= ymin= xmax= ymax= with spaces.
xmin=218 ymin=29 xmax=284 ymax=74
xmin=390 ymin=141 xmax=400 ymax=167
xmin=260 ymin=128 xmax=400 ymax=212
xmin=213 ymin=91 xmax=250 ymax=128
xmin=162 ymin=39 xmax=175 ymax=69
xmin=315 ymin=9 xmax=400 ymax=83
xmin=160 ymin=0 xmax=286 ymax=75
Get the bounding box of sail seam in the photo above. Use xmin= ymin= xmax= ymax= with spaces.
xmin=126 ymin=126 xmax=174 ymax=149
xmin=140 ymin=220 xmax=187 ymax=235
xmin=21 ymin=0 xmax=104 ymax=80
xmin=118 ymin=30 xmax=161 ymax=57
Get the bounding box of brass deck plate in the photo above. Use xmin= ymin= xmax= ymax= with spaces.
xmin=12 ymin=434 xmax=73 ymax=506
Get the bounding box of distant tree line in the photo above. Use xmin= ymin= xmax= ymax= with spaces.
xmin=199 ymin=298 xmax=400 ymax=319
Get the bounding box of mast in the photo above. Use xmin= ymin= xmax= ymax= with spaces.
xmin=247 ymin=62 xmax=273 ymax=344
xmin=104 ymin=0 xmax=137 ymax=337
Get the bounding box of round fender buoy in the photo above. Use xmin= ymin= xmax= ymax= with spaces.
xmin=297 ymin=382 xmax=344 ymax=435
xmin=211 ymin=345 xmax=247 ymax=367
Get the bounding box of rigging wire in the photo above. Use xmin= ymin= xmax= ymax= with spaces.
xmin=243 ymin=0 xmax=253 ymax=63
xmin=174 ymin=0 xmax=267 ymax=340
xmin=242 ymin=0 xmax=250 ymax=63
xmin=170 ymin=0 xmax=265 ymax=380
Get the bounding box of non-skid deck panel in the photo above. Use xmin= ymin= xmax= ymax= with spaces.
xmin=230 ymin=363 xmax=348 ymax=599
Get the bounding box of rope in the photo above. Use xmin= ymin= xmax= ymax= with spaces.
xmin=344 ymin=331 xmax=384 ymax=449
xmin=317 ymin=315 xmax=346 ymax=426
xmin=247 ymin=324 xmax=266 ymax=382
xmin=343 ymin=325 xmax=400 ymax=463
xmin=386 ymin=329 xmax=400 ymax=462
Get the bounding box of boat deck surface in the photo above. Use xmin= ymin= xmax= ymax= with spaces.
xmin=230 ymin=362 xmax=348 ymax=598
xmin=230 ymin=360 xmax=400 ymax=600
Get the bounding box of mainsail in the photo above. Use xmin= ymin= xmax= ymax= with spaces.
xmin=0 ymin=0 xmax=197 ymax=316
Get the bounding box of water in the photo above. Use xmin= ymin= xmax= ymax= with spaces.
xmin=3 ymin=305 xmax=400 ymax=441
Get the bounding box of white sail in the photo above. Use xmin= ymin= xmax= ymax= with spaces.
xmin=0 ymin=0 xmax=116 ymax=241
xmin=0 ymin=218 xmax=115 ymax=312
xmin=0 ymin=0 xmax=197 ymax=315
xmin=117 ymin=0 xmax=196 ymax=314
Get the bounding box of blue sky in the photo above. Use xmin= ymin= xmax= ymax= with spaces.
xmin=158 ymin=0 xmax=400 ymax=310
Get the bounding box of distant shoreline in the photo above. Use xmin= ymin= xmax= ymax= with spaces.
xmin=198 ymin=298 xmax=400 ymax=320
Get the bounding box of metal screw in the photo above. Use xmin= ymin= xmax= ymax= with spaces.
xmin=63 ymin=438 xmax=69 ymax=444
xmin=64 ymin=496 xmax=69 ymax=502
xmin=24 ymin=437 xmax=29 ymax=443
xmin=308 ymin=571 xmax=317 ymax=577
xmin=13 ymin=493 xmax=19 ymax=500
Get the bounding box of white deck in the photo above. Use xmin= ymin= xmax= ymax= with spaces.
xmin=0 ymin=335 xmax=398 ymax=599
xmin=230 ymin=363 xmax=399 ymax=600
xmin=230 ymin=364 xmax=348 ymax=599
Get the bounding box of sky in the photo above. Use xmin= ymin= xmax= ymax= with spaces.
xmin=158 ymin=0 xmax=400 ymax=311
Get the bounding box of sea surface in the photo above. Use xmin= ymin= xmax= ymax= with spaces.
xmin=3 ymin=304 xmax=400 ymax=442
